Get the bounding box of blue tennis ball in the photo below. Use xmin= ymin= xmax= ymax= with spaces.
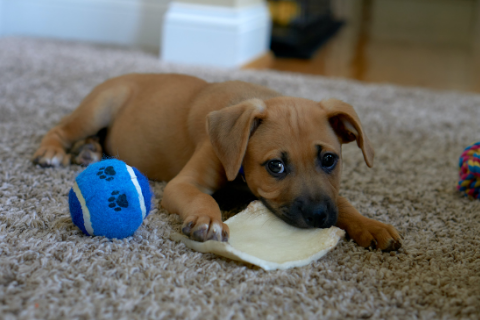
xmin=68 ymin=159 xmax=152 ymax=239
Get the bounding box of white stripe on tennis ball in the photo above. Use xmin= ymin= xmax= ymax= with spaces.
xmin=73 ymin=181 xmax=94 ymax=236
xmin=126 ymin=164 xmax=147 ymax=219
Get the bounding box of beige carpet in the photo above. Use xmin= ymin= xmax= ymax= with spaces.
xmin=0 ymin=38 xmax=479 ymax=320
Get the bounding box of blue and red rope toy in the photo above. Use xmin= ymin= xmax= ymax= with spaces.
xmin=458 ymin=142 xmax=480 ymax=199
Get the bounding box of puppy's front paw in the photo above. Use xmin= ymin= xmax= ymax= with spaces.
xmin=347 ymin=218 xmax=402 ymax=251
xmin=181 ymin=216 xmax=229 ymax=242
xmin=32 ymin=146 xmax=70 ymax=167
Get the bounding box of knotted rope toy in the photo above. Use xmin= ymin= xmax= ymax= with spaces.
xmin=458 ymin=141 xmax=480 ymax=199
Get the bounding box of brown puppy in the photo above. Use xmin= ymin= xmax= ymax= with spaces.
xmin=33 ymin=73 xmax=401 ymax=251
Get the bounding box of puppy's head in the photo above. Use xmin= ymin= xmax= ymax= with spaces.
xmin=207 ymin=97 xmax=374 ymax=229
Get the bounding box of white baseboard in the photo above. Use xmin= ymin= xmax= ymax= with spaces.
xmin=0 ymin=0 xmax=170 ymax=49
xmin=162 ymin=2 xmax=271 ymax=68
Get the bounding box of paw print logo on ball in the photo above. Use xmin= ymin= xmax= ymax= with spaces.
xmin=97 ymin=166 xmax=116 ymax=181
xmin=108 ymin=190 xmax=129 ymax=212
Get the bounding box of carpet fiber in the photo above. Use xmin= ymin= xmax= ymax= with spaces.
xmin=0 ymin=38 xmax=479 ymax=320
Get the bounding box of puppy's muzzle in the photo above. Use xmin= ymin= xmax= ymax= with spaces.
xmin=290 ymin=196 xmax=338 ymax=229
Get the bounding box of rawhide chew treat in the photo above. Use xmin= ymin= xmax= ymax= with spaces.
xmin=171 ymin=200 xmax=345 ymax=270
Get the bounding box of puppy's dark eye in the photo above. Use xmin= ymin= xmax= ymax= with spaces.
xmin=321 ymin=153 xmax=337 ymax=170
xmin=266 ymin=160 xmax=285 ymax=175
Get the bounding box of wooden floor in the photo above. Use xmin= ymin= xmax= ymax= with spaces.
xmin=267 ymin=0 xmax=480 ymax=93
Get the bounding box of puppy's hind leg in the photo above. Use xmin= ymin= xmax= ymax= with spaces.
xmin=70 ymin=135 xmax=104 ymax=166
xmin=33 ymin=79 xmax=132 ymax=167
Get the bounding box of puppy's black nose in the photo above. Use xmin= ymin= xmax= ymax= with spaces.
xmin=292 ymin=197 xmax=337 ymax=228
xmin=303 ymin=203 xmax=328 ymax=228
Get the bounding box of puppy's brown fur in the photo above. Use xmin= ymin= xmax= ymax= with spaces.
xmin=33 ymin=73 xmax=401 ymax=251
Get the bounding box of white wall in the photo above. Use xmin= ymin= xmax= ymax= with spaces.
xmin=177 ymin=0 xmax=262 ymax=7
xmin=0 ymin=0 xmax=171 ymax=49
xmin=0 ymin=0 xmax=4 ymax=36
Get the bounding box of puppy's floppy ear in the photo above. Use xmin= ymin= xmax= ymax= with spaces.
xmin=320 ymin=98 xmax=374 ymax=167
xmin=207 ymin=99 xmax=266 ymax=181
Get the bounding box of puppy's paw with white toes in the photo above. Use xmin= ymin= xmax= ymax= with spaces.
xmin=32 ymin=146 xmax=69 ymax=167
xmin=181 ymin=216 xmax=229 ymax=242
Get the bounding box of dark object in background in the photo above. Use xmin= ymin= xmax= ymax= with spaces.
xmin=268 ymin=0 xmax=343 ymax=59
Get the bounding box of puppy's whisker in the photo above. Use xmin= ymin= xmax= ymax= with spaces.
xmin=260 ymin=216 xmax=278 ymax=228
xmin=337 ymin=203 xmax=355 ymax=210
